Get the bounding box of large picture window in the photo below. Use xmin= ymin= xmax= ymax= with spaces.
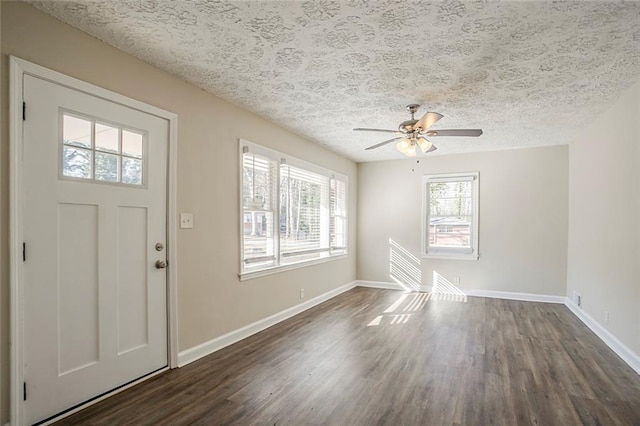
xmin=241 ymin=140 xmax=348 ymax=277
xmin=422 ymin=172 xmax=479 ymax=259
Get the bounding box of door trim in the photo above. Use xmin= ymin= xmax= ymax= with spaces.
xmin=9 ymin=56 xmax=179 ymax=425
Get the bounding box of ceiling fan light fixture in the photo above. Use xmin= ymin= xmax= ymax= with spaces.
xmin=396 ymin=138 xmax=411 ymax=154
xmin=416 ymin=137 xmax=433 ymax=153
xmin=405 ymin=145 xmax=417 ymax=157
xmin=357 ymin=105 xmax=483 ymax=154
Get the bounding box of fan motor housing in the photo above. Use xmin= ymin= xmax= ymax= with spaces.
xmin=399 ymin=119 xmax=418 ymax=133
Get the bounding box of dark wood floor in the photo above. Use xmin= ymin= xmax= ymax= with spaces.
xmin=55 ymin=287 xmax=640 ymax=425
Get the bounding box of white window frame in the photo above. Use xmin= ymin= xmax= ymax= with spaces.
xmin=239 ymin=139 xmax=348 ymax=280
xmin=422 ymin=172 xmax=479 ymax=260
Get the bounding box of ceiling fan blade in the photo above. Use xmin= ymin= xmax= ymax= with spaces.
xmin=354 ymin=128 xmax=401 ymax=134
xmin=365 ymin=136 xmax=403 ymax=150
xmin=414 ymin=112 xmax=443 ymax=131
xmin=425 ymin=129 xmax=483 ymax=137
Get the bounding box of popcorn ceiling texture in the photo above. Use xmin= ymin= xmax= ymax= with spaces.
xmin=26 ymin=0 xmax=640 ymax=162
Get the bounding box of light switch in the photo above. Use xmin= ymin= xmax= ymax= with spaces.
xmin=180 ymin=213 xmax=194 ymax=229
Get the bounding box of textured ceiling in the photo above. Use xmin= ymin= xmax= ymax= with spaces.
xmin=26 ymin=0 xmax=640 ymax=162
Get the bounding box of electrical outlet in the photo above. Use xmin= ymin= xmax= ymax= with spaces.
xmin=453 ymin=276 xmax=460 ymax=286
xmin=604 ymin=311 xmax=609 ymax=325
xmin=575 ymin=292 xmax=582 ymax=308
xmin=179 ymin=213 xmax=194 ymax=229
xmin=300 ymin=288 xmax=304 ymax=299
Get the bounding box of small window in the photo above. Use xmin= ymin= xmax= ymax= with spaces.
xmin=422 ymin=172 xmax=479 ymax=259
xmin=61 ymin=112 xmax=145 ymax=186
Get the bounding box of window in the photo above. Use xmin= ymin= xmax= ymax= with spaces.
xmin=61 ymin=111 xmax=145 ymax=186
xmin=422 ymin=172 xmax=479 ymax=259
xmin=241 ymin=140 xmax=348 ymax=277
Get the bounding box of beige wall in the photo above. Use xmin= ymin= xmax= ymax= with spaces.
xmin=357 ymin=146 xmax=569 ymax=296
xmin=0 ymin=2 xmax=357 ymax=422
xmin=567 ymin=78 xmax=640 ymax=356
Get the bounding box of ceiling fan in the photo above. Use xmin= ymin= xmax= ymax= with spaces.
xmin=354 ymin=104 xmax=483 ymax=157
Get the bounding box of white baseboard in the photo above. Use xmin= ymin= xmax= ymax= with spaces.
xmin=356 ymin=280 xmax=430 ymax=292
xmin=356 ymin=281 xmax=565 ymax=304
xmin=356 ymin=280 xmax=406 ymax=291
xmin=464 ymin=289 xmax=566 ymax=304
xmin=565 ymin=299 xmax=640 ymax=375
xmin=177 ymin=280 xmax=357 ymax=367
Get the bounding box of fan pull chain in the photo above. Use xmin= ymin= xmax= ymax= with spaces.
xmin=412 ymin=159 xmax=420 ymax=172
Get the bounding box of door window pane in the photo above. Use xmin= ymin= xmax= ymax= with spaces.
xmin=95 ymin=123 xmax=119 ymax=153
xmin=95 ymin=152 xmax=119 ymax=182
xmin=122 ymin=130 xmax=143 ymax=158
xmin=62 ymin=146 xmax=92 ymax=179
xmin=122 ymin=157 xmax=143 ymax=185
xmin=63 ymin=115 xmax=92 ymax=148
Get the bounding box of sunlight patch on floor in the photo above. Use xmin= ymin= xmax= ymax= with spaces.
xmin=367 ymin=291 xmax=431 ymax=326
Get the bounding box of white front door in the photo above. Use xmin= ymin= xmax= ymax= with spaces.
xmin=23 ymin=74 xmax=168 ymax=424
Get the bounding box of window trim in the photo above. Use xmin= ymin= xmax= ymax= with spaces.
xmin=421 ymin=172 xmax=479 ymax=260
xmin=238 ymin=139 xmax=348 ymax=279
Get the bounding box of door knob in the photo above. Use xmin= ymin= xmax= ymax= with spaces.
xmin=155 ymin=260 xmax=168 ymax=269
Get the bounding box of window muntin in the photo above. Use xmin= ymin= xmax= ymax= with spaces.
xmin=241 ymin=141 xmax=347 ymax=276
xmin=61 ymin=111 xmax=145 ymax=186
xmin=423 ymin=173 xmax=479 ymax=259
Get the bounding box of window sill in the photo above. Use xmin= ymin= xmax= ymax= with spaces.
xmin=422 ymin=253 xmax=479 ymax=261
xmin=239 ymin=253 xmax=348 ymax=281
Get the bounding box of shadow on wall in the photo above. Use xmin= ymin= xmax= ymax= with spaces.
xmin=432 ymin=271 xmax=467 ymax=302
xmin=389 ymin=238 xmax=422 ymax=291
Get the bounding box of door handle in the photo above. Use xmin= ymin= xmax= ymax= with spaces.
xmin=155 ymin=260 xmax=168 ymax=269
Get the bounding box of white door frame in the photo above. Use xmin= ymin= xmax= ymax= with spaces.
xmin=9 ymin=56 xmax=179 ymax=425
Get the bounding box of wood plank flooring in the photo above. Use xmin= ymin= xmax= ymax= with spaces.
xmin=55 ymin=287 xmax=640 ymax=425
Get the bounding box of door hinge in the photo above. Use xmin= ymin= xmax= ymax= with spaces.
xmin=23 ymin=242 xmax=26 ymax=262
xmin=23 ymin=382 xmax=27 ymax=401
xmin=23 ymin=101 xmax=26 ymax=121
